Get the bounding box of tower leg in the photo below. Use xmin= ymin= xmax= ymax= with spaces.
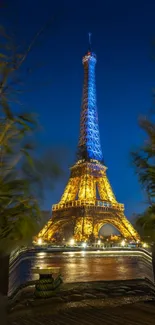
xmin=74 ymin=217 xmax=94 ymax=241
xmin=82 ymin=217 xmax=85 ymax=237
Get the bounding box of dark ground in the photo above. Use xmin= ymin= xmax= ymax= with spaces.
xmin=8 ymin=301 xmax=155 ymax=325
xmin=8 ymin=279 xmax=155 ymax=325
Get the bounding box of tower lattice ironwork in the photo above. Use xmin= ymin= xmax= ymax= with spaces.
xmin=38 ymin=35 xmax=140 ymax=242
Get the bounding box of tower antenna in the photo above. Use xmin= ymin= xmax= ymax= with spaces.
xmin=88 ymin=32 xmax=92 ymax=51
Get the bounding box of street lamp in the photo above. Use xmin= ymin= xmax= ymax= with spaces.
xmin=37 ymin=238 xmax=42 ymax=245
xmin=121 ymin=240 xmax=125 ymax=247
xmin=97 ymin=240 xmax=101 ymax=245
xmin=70 ymin=239 xmax=75 ymax=246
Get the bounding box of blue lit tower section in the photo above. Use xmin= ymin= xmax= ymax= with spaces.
xmin=77 ymin=37 xmax=103 ymax=162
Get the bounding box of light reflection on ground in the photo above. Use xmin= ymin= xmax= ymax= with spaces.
xmin=9 ymin=251 xmax=153 ymax=295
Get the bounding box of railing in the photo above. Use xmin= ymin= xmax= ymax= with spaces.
xmin=52 ymin=200 xmax=124 ymax=211
xmin=10 ymin=247 xmax=28 ymax=264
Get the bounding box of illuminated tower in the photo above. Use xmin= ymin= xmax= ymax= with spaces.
xmin=77 ymin=33 xmax=103 ymax=162
xmin=38 ymin=35 xmax=140 ymax=242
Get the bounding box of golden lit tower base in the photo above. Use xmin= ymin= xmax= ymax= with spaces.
xmin=38 ymin=35 xmax=140 ymax=243
xmin=38 ymin=160 xmax=140 ymax=242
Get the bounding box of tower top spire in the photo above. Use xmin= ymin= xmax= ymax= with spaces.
xmin=77 ymin=35 xmax=103 ymax=163
xmin=88 ymin=32 xmax=92 ymax=51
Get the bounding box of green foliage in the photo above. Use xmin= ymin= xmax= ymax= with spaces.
xmin=0 ymin=116 xmax=41 ymax=253
xmin=135 ymin=206 xmax=155 ymax=242
xmin=0 ymin=26 xmax=61 ymax=255
xmin=131 ymin=114 xmax=155 ymax=205
xmin=132 ymin=114 xmax=155 ymax=242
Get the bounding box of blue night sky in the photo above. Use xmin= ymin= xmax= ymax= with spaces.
xmin=2 ymin=0 xmax=155 ymax=219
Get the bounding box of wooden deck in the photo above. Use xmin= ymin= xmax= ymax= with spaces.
xmin=8 ymin=300 xmax=155 ymax=325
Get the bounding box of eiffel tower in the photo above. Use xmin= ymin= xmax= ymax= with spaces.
xmin=39 ymin=35 xmax=140 ymax=242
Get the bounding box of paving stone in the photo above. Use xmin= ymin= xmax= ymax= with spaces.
xmin=70 ymin=294 xmax=83 ymax=301
xmin=110 ymin=292 xmax=120 ymax=297
xmin=95 ymin=293 xmax=108 ymax=298
xmin=26 ymin=296 xmax=64 ymax=307
xmin=62 ymin=295 xmax=71 ymax=302
xmin=134 ymin=290 xmax=145 ymax=294
xmin=115 ymin=289 xmax=126 ymax=293
xmin=83 ymin=293 xmax=96 ymax=299
xmin=50 ymin=297 xmax=64 ymax=303
xmin=95 ymin=287 xmax=109 ymax=292
xmin=71 ymin=289 xmax=80 ymax=294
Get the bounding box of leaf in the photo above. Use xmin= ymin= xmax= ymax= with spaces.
xmin=20 ymin=149 xmax=34 ymax=168
xmin=0 ymin=99 xmax=13 ymax=119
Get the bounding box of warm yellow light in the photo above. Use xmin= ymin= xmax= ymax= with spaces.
xmin=37 ymin=238 xmax=42 ymax=245
xmin=121 ymin=240 xmax=125 ymax=247
xmin=70 ymin=239 xmax=75 ymax=246
xmin=82 ymin=242 xmax=87 ymax=248
xmin=38 ymin=159 xmax=140 ymax=243
xmin=98 ymin=240 xmax=101 ymax=245
xmin=142 ymin=242 xmax=147 ymax=248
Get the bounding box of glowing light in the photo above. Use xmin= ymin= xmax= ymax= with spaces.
xmin=38 ymin=252 xmax=46 ymax=257
xmin=82 ymin=242 xmax=87 ymax=248
xmin=68 ymin=253 xmax=75 ymax=257
xmin=37 ymin=238 xmax=42 ymax=245
xmin=37 ymin=44 xmax=140 ymax=244
xmin=70 ymin=239 xmax=75 ymax=246
xmin=78 ymin=50 xmax=103 ymax=162
xmin=98 ymin=240 xmax=101 ymax=245
xmin=142 ymin=242 xmax=148 ymax=248
xmin=121 ymin=240 xmax=125 ymax=247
